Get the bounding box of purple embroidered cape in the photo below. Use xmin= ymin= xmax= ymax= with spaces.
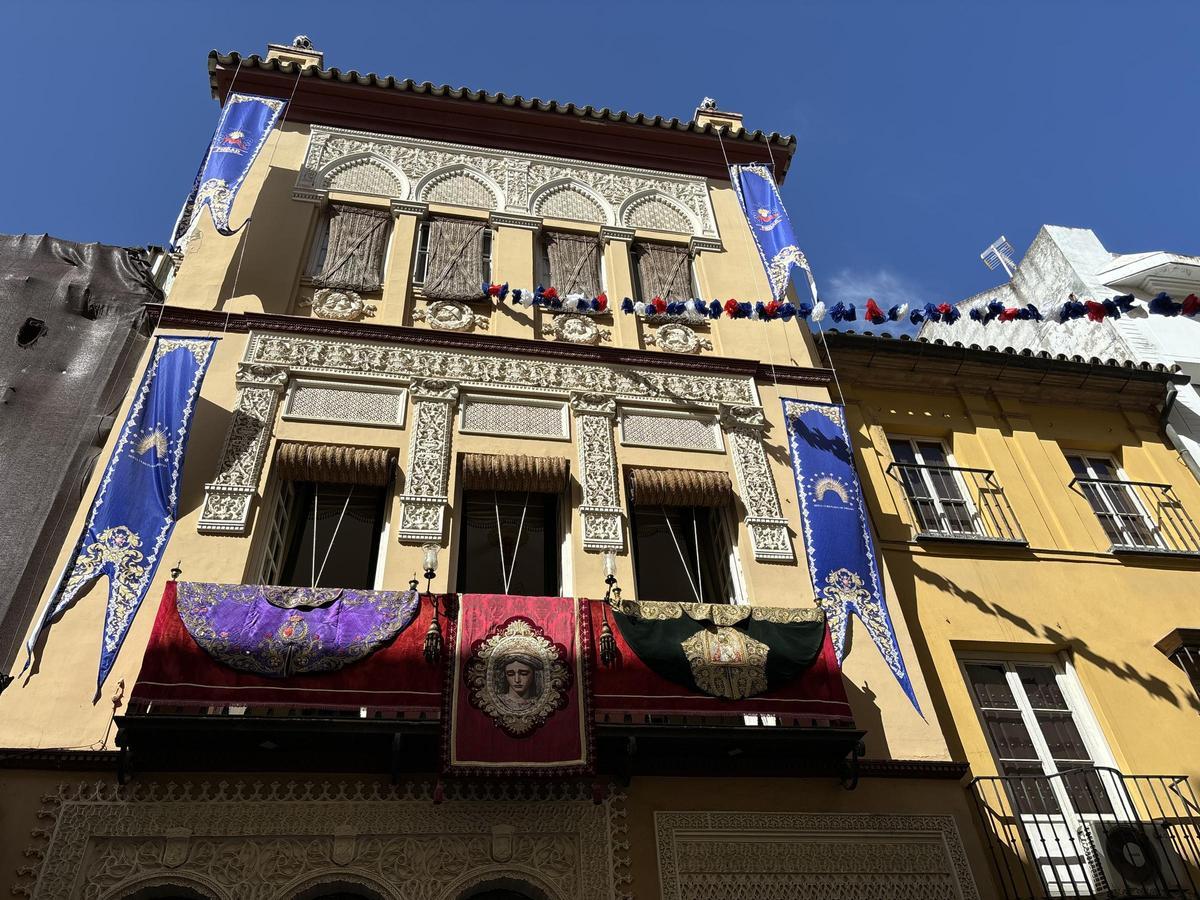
xmin=176 ymin=583 xmax=421 ymax=678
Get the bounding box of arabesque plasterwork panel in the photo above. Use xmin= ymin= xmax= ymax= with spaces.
xmin=297 ymin=125 xmax=717 ymax=238
xmin=570 ymin=393 xmax=624 ymax=552
xmin=655 ymin=811 xmax=980 ymax=900
xmin=14 ymin=781 xmax=629 ymax=900
xmin=398 ymin=379 xmax=459 ymax=544
xmin=720 ymin=404 xmax=794 ymax=562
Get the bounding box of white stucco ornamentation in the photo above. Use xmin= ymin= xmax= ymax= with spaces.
xmin=412 ymin=300 xmax=489 ymax=333
xmin=570 ymin=393 xmax=624 ymax=552
xmin=720 ymin=404 xmax=794 ymax=561
xmin=646 ymin=323 xmax=713 ymax=354
xmin=304 ymin=288 xmax=378 ymax=322
xmin=14 ymin=780 xmax=630 ymax=900
xmin=297 ymin=126 xmax=717 ymax=238
xmin=397 ymin=379 xmax=459 ymax=544
xmin=541 ymin=313 xmax=612 ymax=345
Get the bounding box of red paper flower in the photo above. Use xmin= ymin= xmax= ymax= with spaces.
xmin=543 ymin=286 xmax=559 ymax=300
xmin=865 ymin=299 xmax=885 ymax=323
xmin=487 ymin=283 xmax=502 ymax=297
xmin=936 ymin=303 xmax=953 ymax=316
xmin=1085 ymin=300 xmax=1106 ymax=322
xmin=764 ymin=300 xmax=781 ymax=318
xmin=652 ymin=296 xmax=667 ymax=314
xmin=724 ymin=299 xmax=739 ymax=318
xmin=596 ymin=292 xmax=608 ymax=312
xmin=1183 ymin=294 xmax=1200 ymax=317
xmin=998 ymin=307 xmax=1019 ymax=322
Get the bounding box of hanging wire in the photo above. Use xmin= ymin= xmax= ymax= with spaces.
xmin=714 ymin=124 xmax=733 ymax=172
xmin=691 ymin=507 xmax=705 ymax=605
xmin=493 ymin=492 xmax=530 ymax=594
xmin=310 ymin=483 xmax=318 ymax=588
xmin=314 ymin=484 xmax=355 ymax=587
xmin=661 ymin=506 xmax=701 ymax=603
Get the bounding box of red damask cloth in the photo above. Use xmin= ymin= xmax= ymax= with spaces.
xmin=443 ymin=594 xmax=593 ymax=776
xmin=586 ymin=600 xmax=853 ymax=723
xmin=130 ymin=582 xmax=444 ymax=713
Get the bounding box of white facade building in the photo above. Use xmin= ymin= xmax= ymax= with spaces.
xmin=921 ymin=225 xmax=1200 ymax=478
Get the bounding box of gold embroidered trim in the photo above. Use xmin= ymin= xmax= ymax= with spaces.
xmin=611 ymin=597 xmax=823 ymax=626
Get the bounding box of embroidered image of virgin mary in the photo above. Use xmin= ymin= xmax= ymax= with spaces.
xmin=466 ymin=617 xmax=571 ymax=737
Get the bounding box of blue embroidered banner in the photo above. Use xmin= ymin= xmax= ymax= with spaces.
xmin=781 ymin=398 xmax=920 ymax=711
xmin=171 ymin=93 xmax=286 ymax=246
xmin=23 ymin=337 xmax=217 ymax=694
xmin=729 ymin=163 xmax=816 ymax=302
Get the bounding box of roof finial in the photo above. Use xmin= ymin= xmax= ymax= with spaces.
xmin=699 ymin=97 xmax=719 ymax=111
xmin=292 ymin=34 xmax=314 ymax=50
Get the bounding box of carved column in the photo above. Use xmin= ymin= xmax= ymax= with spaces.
xmin=720 ymin=404 xmax=795 ymax=561
xmin=569 ymin=392 xmax=624 ymax=552
xmin=198 ymin=363 xmax=290 ymax=534
xmin=397 ymin=379 xmax=459 ymax=544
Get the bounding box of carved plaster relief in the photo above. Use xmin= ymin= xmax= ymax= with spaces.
xmin=570 ymin=393 xmax=624 ymax=552
xmin=246 ymin=332 xmax=756 ymax=407
xmin=541 ymin=313 xmax=612 ymax=346
xmin=197 ymin=364 xmax=289 ymax=535
xmin=655 ymin=811 xmax=980 ymax=900
xmin=412 ymin=300 xmax=489 ymax=333
xmin=646 ymin=322 xmax=713 ymax=354
xmin=397 ymin=379 xmax=459 ymax=544
xmin=297 ymin=126 xmax=717 ymax=238
xmin=301 ymin=288 xmax=378 ymax=322
xmin=15 ymin=781 xmax=629 ymax=900
xmin=719 ymin=405 xmax=794 ymax=561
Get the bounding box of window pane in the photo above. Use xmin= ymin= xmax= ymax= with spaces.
xmin=1087 ymin=458 xmax=1117 ymax=479
xmin=631 ymin=506 xmax=729 ymax=603
xmin=1058 ymin=765 xmax=1114 ymax=816
xmin=1065 ymin=455 xmax=1090 ymax=478
xmin=1035 ymin=712 xmax=1092 ymax=761
xmin=1016 ymin=665 xmax=1069 ymax=710
xmin=279 ymin=482 xmax=385 ymax=590
xmin=915 ymin=441 xmax=949 ymax=466
xmin=983 ymin=710 xmax=1040 ymax=761
xmin=966 ymin=663 xmax=1019 ymax=708
xmin=889 ymin=439 xmax=918 ymax=465
xmin=1000 ymin=761 xmax=1062 ymax=816
xmin=457 ymin=491 xmax=559 ymax=596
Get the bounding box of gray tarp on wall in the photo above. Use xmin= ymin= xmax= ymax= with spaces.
xmin=0 ymin=233 xmax=161 ymax=675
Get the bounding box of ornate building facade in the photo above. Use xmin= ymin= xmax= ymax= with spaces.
xmin=1 ymin=38 xmax=1198 ymax=900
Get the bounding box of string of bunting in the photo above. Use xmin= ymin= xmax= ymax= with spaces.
xmin=480 ymin=283 xmax=1199 ymax=327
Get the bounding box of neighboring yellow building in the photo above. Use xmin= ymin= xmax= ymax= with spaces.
xmin=1 ymin=37 xmax=1198 ymax=900
xmin=820 ymin=328 xmax=1200 ymax=898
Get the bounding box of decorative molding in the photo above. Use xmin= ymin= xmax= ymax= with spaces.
xmin=619 ymin=407 xmax=724 ymax=453
xmin=298 ymin=125 xmax=719 ymax=239
xmin=689 ymin=235 xmax=724 ymax=255
xmin=397 ymin=380 xmax=459 ymax=544
xmin=570 ymin=392 xmax=623 ymax=552
xmin=488 ymin=211 xmax=542 ymax=231
xmin=460 ymin=394 xmax=570 ymax=440
xmin=655 ymin=811 xmax=980 ymax=900
xmin=646 ymin=322 xmax=713 ymax=355
xmin=283 ymin=379 xmax=407 ymax=428
xmin=390 ymin=198 xmax=429 ymax=218
xmin=720 ymin=404 xmax=794 ymax=561
xmin=291 ymin=186 xmax=328 ymax=205
xmin=599 ymin=225 xmax=635 ymax=243
xmin=413 ymin=300 xmax=489 ymax=333
xmin=303 ymin=288 xmax=377 ymax=322
xmin=15 ymin=781 xmax=629 ymax=900
xmin=197 ymin=364 xmax=289 ymax=535
xmin=542 ymin=313 xmax=612 ymax=346
xmin=245 ymin=331 xmax=758 ymax=406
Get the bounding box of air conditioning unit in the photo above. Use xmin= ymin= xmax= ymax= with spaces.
xmin=1077 ymin=820 xmax=1192 ymax=897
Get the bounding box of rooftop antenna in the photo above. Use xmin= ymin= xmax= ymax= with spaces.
xmin=980 ymin=236 xmax=1017 ymax=278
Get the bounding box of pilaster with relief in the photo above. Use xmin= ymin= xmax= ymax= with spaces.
xmin=720 ymin=404 xmax=795 ymax=561
xmin=570 ymin=393 xmax=624 ymax=552
xmin=397 ymin=379 xmax=460 ymax=544
xmin=198 ymin=364 xmax=290 ymax=535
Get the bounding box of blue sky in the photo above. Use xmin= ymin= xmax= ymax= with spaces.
xmin=4 ymin=1 xmax=1197 ymax=314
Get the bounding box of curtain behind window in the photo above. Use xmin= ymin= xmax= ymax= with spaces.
xmin=311 ymin=203 xmax=392 ymax=292
xmin=545 ymin=231 xmax=601 ymax=296
xmin=633 ymin=243 xmax=691 ymax=301
xmin=422 ymin=217 xmax=487 ymax=300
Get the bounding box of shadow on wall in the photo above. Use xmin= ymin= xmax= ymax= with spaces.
xmin=177 ymin=394 xmax=235 ymax=519
xmin=842 ymin=675 xmax=891 ymax=760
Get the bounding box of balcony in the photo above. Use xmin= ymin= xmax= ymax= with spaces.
xmin=118 ymin=584 xmax=863 ymax=781
xmin=1069 ymin=477 xmax=1200 ymax=556
xmin=887 ymin=462 xmax=1027 ymax=545
xmin=970 ymin=767 xmax=1200 ymax=898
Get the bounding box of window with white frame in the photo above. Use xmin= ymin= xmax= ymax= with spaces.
xmin=962 ymin=658 xmax=1114 ymax=816
xmin=305 ymin=202 xmax=392 ymax=292
xmin=630 ymin=241 xmax=694 ymax=302
xmin=413 ymin=218 xmax=493 ymax=286
xmin=1066 ymin=454 xmax=1163 ymax=551
xmin=629 ymin=505 xmax=742 ymax=605
xmin=888 ymin=438 xmax=980 ymax=537
xmin=538 ymin=230 xmax=603 ymax=297
xmin=456 ymin=490 xmax=562 ymax=596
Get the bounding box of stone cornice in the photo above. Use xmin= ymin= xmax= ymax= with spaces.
xmin=148 ymin=305 xmax=834 ymax=387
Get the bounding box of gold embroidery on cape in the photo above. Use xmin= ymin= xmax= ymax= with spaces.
xmin=466 ymin=617 xmax=571 ymax=737
xmin=682 ymin=626 xmax=770 ymax=700
xmin=612 ymin=597 xmax=822 ymax=626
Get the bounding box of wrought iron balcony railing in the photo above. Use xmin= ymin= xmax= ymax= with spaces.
xmin=1069 ymin=477 xmax=1200 ymax=555
xmin=887 ymin=463 xmax=1026 ymax=544
xmin=969 ymin=767 xmax=1200 ymax=899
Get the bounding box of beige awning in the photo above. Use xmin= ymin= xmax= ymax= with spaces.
xmin=274 ymin=441 xmax=397 ymax=486
xmin=626 ymin=466 xmax=735 ymax=507
xmin=459 ymin=453 xmax=570 ymax=494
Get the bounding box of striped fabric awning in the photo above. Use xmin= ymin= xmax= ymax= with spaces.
xmin=625 ymin=466 xmax=735 ymax=507
xmin=274 ymin=441 xmax=397 ymax=486
xmin=459 ymin=453 xmax=570 ymax=494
